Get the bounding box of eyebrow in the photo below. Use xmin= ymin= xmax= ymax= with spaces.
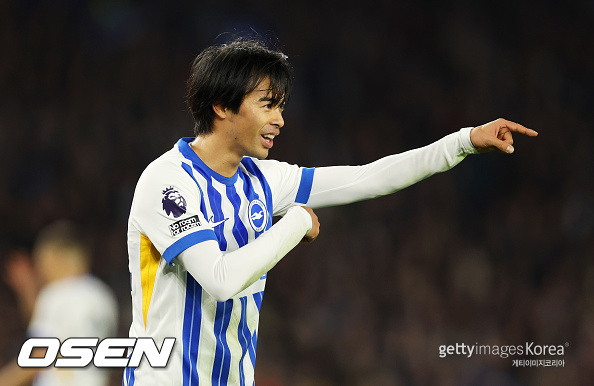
xmin=256 ymin=89 xmax=286 ymax=107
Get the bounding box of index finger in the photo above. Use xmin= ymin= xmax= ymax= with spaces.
xmin=498 ymin=118 xmax=539 ymax=137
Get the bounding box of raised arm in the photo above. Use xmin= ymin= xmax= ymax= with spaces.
xmin=307 ymin=119 xmax=537 ymax=208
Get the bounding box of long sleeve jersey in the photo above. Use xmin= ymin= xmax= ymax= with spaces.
xmin=124 ymin=127 xmax=477 ymax=385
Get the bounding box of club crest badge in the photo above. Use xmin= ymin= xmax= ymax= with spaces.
xmin=162 ymin=186 xmax=187 ymax=218
xmin=248 ymin=199 xmax=268 ymax=232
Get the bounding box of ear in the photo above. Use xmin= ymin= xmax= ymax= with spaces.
xmin=212 ymin=103 xmax=227 ymax=119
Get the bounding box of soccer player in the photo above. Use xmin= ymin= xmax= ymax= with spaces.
xmin=0 ymin=221 xmax=119 ymax=386
xmin=123 ymin=38 xmax=537 ymax=385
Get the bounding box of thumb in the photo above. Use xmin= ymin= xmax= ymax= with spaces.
xmin=489 ymin=137 xmax=515 ymax=154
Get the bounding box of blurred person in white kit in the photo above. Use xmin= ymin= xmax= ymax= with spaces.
xmin=0 ymin=221 xmax=118 ymax=386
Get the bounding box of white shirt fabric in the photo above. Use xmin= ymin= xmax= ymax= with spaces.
xmin=28 ymin=274 xmax=119 ymax=386
xmin=125 ymin=138 xmax=315 ymax=386
xmin=124 ymin=128 xmax=477 ymax=386
xmin=307 ymin=127 xmax=478 ymax=207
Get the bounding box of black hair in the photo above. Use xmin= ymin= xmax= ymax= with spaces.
xmin=186 ymin=37 xmax=293 ymax=136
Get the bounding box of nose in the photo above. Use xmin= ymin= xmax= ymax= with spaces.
xmin=271 ymin=107 xmax=284 ymax=128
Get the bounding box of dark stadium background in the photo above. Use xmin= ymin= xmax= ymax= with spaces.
xmin=1 ymin=0 xmax=592 ymax=385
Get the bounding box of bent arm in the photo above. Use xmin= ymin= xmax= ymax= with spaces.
xmin=178 ymin=206 xmax=312 ymax=302
xmin=307 ymin=127 xmax=478 ymax=208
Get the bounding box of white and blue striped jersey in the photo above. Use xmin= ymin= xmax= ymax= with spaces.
xmin=124 ymin=127 xmax=477 ymax=385
xmin=124 ymin=138 xmax=315 ymax=385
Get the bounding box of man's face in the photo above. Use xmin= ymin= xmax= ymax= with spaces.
xmin=225 ymin=78 xmax=285 ymax=159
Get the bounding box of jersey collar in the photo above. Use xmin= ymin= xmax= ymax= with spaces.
xmin=176 ymin=138 xmax=239 ymax=186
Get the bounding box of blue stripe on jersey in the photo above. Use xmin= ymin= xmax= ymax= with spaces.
xmin=188 ymin=166 xmax=227 ymax=251
xmin=178 ymin=138 xmax=229 ymax=250
xmin=238 ymin=168 xmax=256 ymax=203
xmin=181 ymin=162 xmax=208 ymax=216
xmin=253 ymin=291 xmax=264 ymax=311
xmin=206 ymin=179 xmax=227 ymax=251
xmin=226 ymin=185 xmax=249 ymax=247
xmin=212 ymin=300 xmax=234 ymax=385
xmin=238 ymin=171 xmax=266 ymax=239
xmin=183 ymin=276 xmax=202 ymax=386
xmin=295 ymin=167 xmax=315 ymax=204
xmin=240 ymin=158 xmax=273 ymax=231
xmin=237 ymin=297 xmax=250 ymax=386
xmin=163 ymin=229 xmax=218 ymax=264
xmin=122 ymin=364 xmax=135 ymax=385
xmin=178 ymin=138 xmax=239 ymax=186
xmin=248 ymin=331 xmax=257 ymax=372
xmin=248 ymin=291 xmax=264 ymax=370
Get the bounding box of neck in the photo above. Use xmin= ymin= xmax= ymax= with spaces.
xmin=190 ymin=134 xmax=242 ymax=178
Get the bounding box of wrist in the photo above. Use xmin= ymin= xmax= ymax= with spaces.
xmin=285 ymin=206 xmax=313 ymax=234
xmin=460 ymin=127 xmax=479 ymax=154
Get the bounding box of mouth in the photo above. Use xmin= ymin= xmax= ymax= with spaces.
xmin=261 ymin=133 xmax=276 ymax=149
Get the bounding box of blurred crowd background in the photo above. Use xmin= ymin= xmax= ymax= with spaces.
xmin=1 ymin=0 xmax=592 ymax=385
